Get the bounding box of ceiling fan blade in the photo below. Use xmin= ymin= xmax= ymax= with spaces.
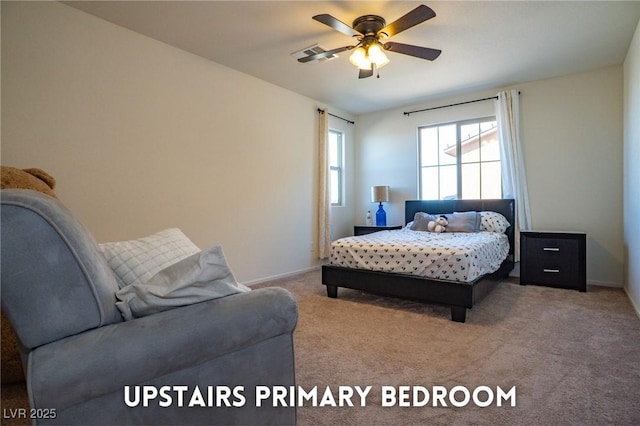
xmin=313 ymin=14 xmax=361 ymax=38
xmin=297 ymin=45 xmax=355 ymax=63
xmin=378 ymin=5 xmax=436 ymax=38
xmin=384 ymin=42 xmax=441 ymax=61
xmin=358 ymin=67 xmax=374 ymax=79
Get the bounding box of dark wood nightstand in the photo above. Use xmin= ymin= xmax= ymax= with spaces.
xmin=520 ymin=231 xmax=586 ymax=292
xmin=354 ymin=225 xmax=402 ymax=236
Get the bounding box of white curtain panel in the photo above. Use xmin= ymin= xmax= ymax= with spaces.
xmin=318 ymin=109 xmax=331 ymax=259
xmin=495 ymin=89 xmax=532 ymax=261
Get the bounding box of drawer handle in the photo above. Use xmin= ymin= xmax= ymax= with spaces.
xmin=543 ymin=269 xmax=560 ymax=273
xmin=543 ymin=247 xmax=560 ymax=252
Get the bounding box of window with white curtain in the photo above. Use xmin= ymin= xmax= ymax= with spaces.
xmin=418 ymin=117 xmax=501 ymax=200
xmin=329 ymin=129 xmax=344 ymax=206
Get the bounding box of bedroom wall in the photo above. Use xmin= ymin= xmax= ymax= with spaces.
xmin=623 ymin=19 xmax=640 ymax=315
xmin=356 ymin=66 xmax=624 ymax=287
xmin=1 ymin=1 xmax=354 ymax=284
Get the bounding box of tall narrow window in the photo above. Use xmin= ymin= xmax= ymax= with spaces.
xmin=328 ymin=130 xmax=344 ymax=205
xmin=418 ymin=117 xmax=501 ymax=200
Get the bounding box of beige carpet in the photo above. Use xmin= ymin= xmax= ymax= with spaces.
xmin=256 ymin=270 xmax=640 ymax=426
xmin=3 ymin=271 xmax=639 ymax=425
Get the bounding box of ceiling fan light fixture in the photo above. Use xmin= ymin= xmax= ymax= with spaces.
xmin=367 ymin=43 xmax=389 ymax=68
xmin=306 ymin=5 xmax=439 ymax=78
xmin=349 ymin=46 xmax=371 ymax=69
xmin=349 ymin=43 xmax=389 ymax=70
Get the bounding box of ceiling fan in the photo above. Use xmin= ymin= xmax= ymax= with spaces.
xmin=298 ymin=4 xmax=441 ymax=79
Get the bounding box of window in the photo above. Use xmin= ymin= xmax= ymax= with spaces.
xmin=418 ymin=117 xmax=501 ymax=200
xmin=329 ymin=129 xmax=344 ymax=205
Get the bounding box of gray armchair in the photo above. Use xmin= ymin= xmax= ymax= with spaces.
xmin=1 ymin=189 xmax=298 ymax=425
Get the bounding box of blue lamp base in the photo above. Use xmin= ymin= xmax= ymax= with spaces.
xmin=376 ymin=203 xmax=387 ymax=226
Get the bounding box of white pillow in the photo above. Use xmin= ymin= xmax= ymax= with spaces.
xmin=100 ymin=228 xmax=200 ymax=289
xmin=479 ymin=211 xmax=510 ymax=233
xmin=115 ymin=245 xmax=250 ymax=320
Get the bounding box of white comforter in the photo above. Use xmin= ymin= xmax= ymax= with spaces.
xmin=329 ymin=228 xmax=509 ymax=283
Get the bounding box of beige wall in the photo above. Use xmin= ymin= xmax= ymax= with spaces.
xmin=356 ymin=66 xmax=625 ymax=287
xmin=623 ymin=19 xmax=640 ymax=315
xmin=1 ymin=1 xmax=355 ymax=284
xmin=522 ymin=67 xmax=623 ymax=287
xmin=1 ymin=1 xmax=631 ymax=292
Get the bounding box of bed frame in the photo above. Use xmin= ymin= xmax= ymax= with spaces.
xmin=322 ymin=199 xmax=515 ymax=323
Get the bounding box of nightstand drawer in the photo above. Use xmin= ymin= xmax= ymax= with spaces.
xmin=520 ymin=231 xmax=586 ymax=292
xmin=525 ymin=237 xmax=579 ymax=263
xmin=522 ymin=262 xmax=578 ymax=287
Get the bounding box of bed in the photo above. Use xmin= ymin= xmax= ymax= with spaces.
xmin=322 ymin=199 xmax=515 ymax=322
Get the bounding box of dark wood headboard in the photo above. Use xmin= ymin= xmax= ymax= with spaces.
xmin=404 ymin=199 xmax=515 ymax=257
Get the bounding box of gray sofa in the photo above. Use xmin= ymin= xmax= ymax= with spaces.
xmin=0 ymin=189 xmax=298 ymax=425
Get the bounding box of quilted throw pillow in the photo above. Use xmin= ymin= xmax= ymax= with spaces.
xmin=115 ymin=245 xmax=250 ymax=320
xmin=479 ymin=211 xmax=510 ymax=233
xmin=100 ymin=228 xmax=200 ymax=288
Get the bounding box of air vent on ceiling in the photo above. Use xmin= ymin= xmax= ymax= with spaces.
xmin=291 ymin=44 xmax=338 ymax=63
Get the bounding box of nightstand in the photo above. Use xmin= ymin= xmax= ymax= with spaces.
xmin=354 ymin=225 xmax=402 ymax=236
xmin=520 ymin=231 xmax=586 ymax=292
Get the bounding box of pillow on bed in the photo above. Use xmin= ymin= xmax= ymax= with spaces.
xmin=409 ymin=212 xmax=437 ymax=231
xmin=479 ymin=211 xmax=510 ymax=233
xmin=447 ymin=211 xmax=481 ymax=233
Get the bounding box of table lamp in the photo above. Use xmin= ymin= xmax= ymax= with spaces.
xmin=371 ymin=186 xmax=390 ymax=226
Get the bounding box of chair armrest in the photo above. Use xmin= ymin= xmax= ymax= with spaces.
xmin=27 ymin=287 xmax=298 ymax=410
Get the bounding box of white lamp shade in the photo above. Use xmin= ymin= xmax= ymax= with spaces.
xmin=349 ymin=46 xmax=372 ymax=70
xmin=367 ymin=43 xmax=390 ymax=68
xmin=371 ymin=186 xmax=390 ymax=203
xmin=349 ymin=43 xmax=390 ymax=70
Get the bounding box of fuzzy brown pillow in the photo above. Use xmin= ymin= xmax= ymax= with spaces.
xmin=1 ymin=166 xmax=57 ymax=384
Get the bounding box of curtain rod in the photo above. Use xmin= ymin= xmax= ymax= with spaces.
xmin=403 ymin=91 xmax=520 ymax=116
xmin=317 ymin=108 xmax=355 ymax=125
xmin=403 ymin=96 xmax=497 ymax=116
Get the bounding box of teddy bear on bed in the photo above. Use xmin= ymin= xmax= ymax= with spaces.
xmin=1 ymin=166 xmax=58 ymax=385
xmin=427 ymin=215 xmax=448 ymax=233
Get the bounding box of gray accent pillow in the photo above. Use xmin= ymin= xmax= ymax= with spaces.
xmin=446 ymin=211 xmax=481 ymax=233
xmin=115 ymin=245 xmax=250 ymax=320
xmin=410 ymin=212 xmax=437 ymax=231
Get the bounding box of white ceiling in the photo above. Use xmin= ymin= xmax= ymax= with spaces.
xmin=65 ymin=1 xmax=640 ymax=115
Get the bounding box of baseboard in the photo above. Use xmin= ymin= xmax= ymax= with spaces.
xmin=241 ymin=265 xmax=322 ymax=287
xmin=588 ymin=280 xmax=623 ymax=288
xmin=623 ymin=286 xmax=640 ymax=319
